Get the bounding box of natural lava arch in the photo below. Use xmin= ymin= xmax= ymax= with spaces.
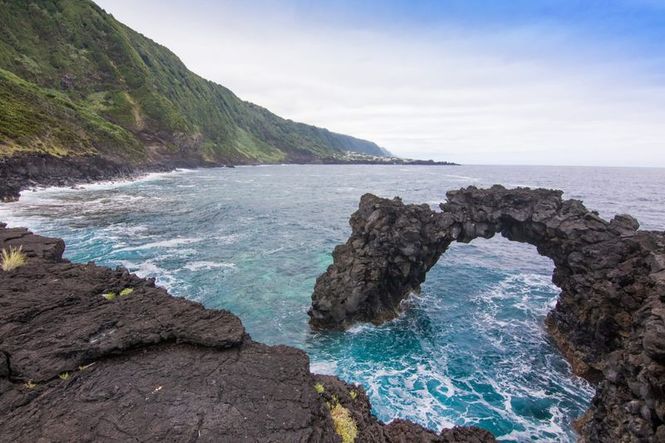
xmin=309 ymin=185 xmax=665 ymax=442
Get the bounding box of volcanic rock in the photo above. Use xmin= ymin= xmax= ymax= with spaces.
xmin=0 ymin=223 xmax=494 ymax=442
xmin=309 ymin=185 xmax=665 ymax=442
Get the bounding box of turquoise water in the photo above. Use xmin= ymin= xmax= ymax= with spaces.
xmin=2 ymin=165 xmax=665 ymax=441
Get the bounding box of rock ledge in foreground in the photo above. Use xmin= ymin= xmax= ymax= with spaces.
xmin=0 ymin=222 xmax=493 ymax=442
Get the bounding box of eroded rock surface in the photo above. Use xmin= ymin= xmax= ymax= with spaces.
xmin=313 ymin=375 xmax=493 ymax=443
xmin=309 ymin=185 xmax=665 ymax=442
xmin=0 ymin=223 xmax=494 ymax=442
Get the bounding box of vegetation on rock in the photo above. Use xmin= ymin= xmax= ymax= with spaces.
xmin=0 ymin=0 xmax=389 ymax=166
xmin=330 ymin=403 xmax=358 ymax=443
xmin=1 ymin=245 xmax=27 ymax=271
xmin=101 ymin=291 xmax=116 ymax=301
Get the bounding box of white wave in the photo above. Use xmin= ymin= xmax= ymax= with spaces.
xmin=310 ymin=360 xmax=337 ymax=374
xmin=183 ymin=261 xmax=236 ymax=272
xmin=359 ymin=360 xmax=457 ymax=431
xmin=443 ymin=174 xmax=480 ymax=181
xmin=104 ymin=224 xmax=149 ymax=236
xmin=0 ymin=208 xmax=36 ymax=229
xmin=7 ymin=168 xmax=194 ymax=203
xmin=117 ymin=259 xmax=177 ymax=291
xmin=215 ymin=233 xmax=244 ymax=244
xmin=114 ymin=237 xmax=202 ymax=252
xmin=346 ymin=323 xmax=375 ymax=334
xmin=263 ymin=246 xmax=285 ymax=255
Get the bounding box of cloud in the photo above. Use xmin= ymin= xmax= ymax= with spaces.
xmin=96 ymin=0 xmax=665 ymax=166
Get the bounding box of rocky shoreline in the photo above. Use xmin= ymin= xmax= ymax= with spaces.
xmin=0 ymin=153 xmax=457 ymax=203
xmin=309 ymin=186 xmax=665 ymax=442
xmin=0 ymin=153 xmax=220 ymax=203
xmin=318 ymin=159 xmax=459 ymax=166
xmin=0 ymin=222 xmax=493 ymax=442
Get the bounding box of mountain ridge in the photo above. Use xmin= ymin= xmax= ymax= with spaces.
xmin=0 ymin=0 xmax=391 ymax=168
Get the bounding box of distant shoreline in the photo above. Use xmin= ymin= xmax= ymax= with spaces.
xmin=0 ymin=154 xmax=459 ymax=203
xmin=315 ymin=158 xmax=459 ymax=166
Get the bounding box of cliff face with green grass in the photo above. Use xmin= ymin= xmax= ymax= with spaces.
xmin=0 ymin=0 xmax=390 ymax=166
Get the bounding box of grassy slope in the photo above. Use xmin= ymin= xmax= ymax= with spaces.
xmin=0 ymin=68 xmax=145 ymax=160
xmin=0 ymin=0 xmax=388 ymax=164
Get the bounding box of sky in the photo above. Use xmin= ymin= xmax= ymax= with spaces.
xmin=94 ymin=0 xmax=665 ymax=166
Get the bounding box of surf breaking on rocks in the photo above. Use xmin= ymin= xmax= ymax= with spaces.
xmin=310 ymin=185 xmax=665 ymax=442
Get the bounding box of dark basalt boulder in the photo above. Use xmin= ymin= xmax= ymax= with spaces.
xmin=0 ymin=224 xmax=65 ymax=260
xmin=309 ymin=185 xmax=665 ymax=442
xmin=0 ymin=224 xmax=494 ymax=442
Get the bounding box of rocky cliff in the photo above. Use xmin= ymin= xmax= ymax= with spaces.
xmin=0 ymin=0 xmax=392 ymax=199
xmin=0 ymin=222 xmax=493 ymax=442
xmin=309 ymin=185 xmax=665 ymax=442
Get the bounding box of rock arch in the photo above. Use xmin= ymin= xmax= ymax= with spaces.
xmin=309 ymin=185 xmax=665 ymax=442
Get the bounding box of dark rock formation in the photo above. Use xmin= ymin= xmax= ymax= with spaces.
xmin=0 ymin=153 xmax=206 ymax=202
xmin=0 ymin=223 xmax=494 ymax=442
xmin=309 ymin=195 xmax=453 ymax=329
xmin=309 ymin=185 xmax=665 ymax=442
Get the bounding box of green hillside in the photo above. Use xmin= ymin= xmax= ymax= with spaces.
xmin=0 ymin=0 xmax=389 ymax=165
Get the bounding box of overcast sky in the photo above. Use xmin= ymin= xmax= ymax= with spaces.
xmin=95 ymin=0 xmax=665 ymax=166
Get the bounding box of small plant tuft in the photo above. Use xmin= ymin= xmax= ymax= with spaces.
xmin=24 ymin=380 xmax=37 ymax=389
xmin=330 ymin=403 xmax=358 ymax=443
xmin=1 ymin=246 xmax=27 ymax=271
xmin=101 ymin=291 xmax=117 ymax=301
xmin=349 ymin=390 xmax=357 ymax=400
xmin=314 ymin=383 xmax=325 ymax=394
xmin=119 ymin=287 xmax=134 ymax=297
xmin=58 ymin=372 xmax=70 ymax=380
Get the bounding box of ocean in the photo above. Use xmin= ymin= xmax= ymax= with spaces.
xmin=2 ymin=164 xmax=664 ymax=441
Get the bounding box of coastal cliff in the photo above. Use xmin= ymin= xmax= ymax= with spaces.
xmin=309 ymin=185 xmax=665 ymax=442
xmin=0 ymin=222 xmax=493 ymax=442
xmin=0 ymin=0 xmax=459 ymax=202
xmin=0 ymin=0 xmax=418 ymax=203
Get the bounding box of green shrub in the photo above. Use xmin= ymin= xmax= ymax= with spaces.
xmin=314 ymin=383 xmax=325 ymax=394
xmin=119 ymin=287 xmax=134 ymax=297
